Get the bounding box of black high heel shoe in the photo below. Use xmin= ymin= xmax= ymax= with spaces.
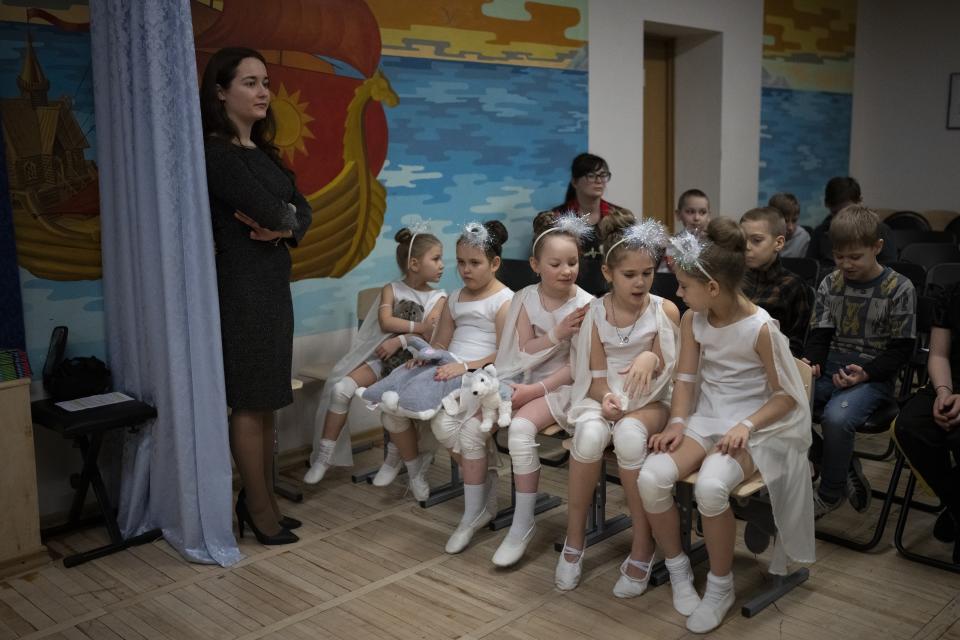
xmin=237 ymin=489 xmax=302 ymax=530
xmin=235 ymin=499 xmax=299 ymax=545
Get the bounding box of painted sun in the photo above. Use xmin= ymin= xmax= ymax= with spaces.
xmin=271 ymin=83 xmax=315 ymax=163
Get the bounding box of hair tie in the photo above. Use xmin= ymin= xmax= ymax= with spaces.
xmin=460 ymin=221 xmax=491 ymax=248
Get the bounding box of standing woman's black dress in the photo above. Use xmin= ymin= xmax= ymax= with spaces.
xmin=204 ymin=136 xmax=312 ymax=410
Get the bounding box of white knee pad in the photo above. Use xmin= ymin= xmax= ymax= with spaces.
xmin=507 ymin=418 xmax=540 ymax=475
xmin=638 ymin=453 xmax=679 ymax=514
xmin=381 ymin=412 xmax=412 ymax=435
xmin=571 ymin=418 xmax=611 ymax=464
xmin=695 ymin=453 xmax=744 ymax=517
xmin=330 ymin=377 xmax=358 ymax=414
xmin=460 ymin=417 xmax=488 ymax=460
xmin=430 ymin=411 xmax=461 ymax=452
xmin=612 ymin=417 xmax=649 ymax=471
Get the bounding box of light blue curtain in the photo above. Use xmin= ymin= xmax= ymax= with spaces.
xmin=90 ymin=0 xmax=241 ymax=566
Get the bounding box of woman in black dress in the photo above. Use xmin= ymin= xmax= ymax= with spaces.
xmin=200 ymin=48 xmax=312 ymax=545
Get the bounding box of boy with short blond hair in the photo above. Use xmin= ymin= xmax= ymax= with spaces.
xmin=804 ymin=205 xmax=916 ymax=518
xmin=768 ymin=192 xmax=809 ymax=258
xmin=740 ymin=207 xmax=812 ymax=356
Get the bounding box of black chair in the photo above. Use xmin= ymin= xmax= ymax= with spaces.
xmin=887 ymin=261 xmax=927 ymax=293
xmin=781 ymin=256 xmax=821 ymax=288
xmin=893 ymin=466 xmax=960 ymax=574
xmin=885 ymin=210 xmax=931 ymax=232
xmin=651 ymin=271 xmax=686 ymax=315
xmin=499 ymin=258 xmax=538 ymax=292
xmin=944 ymin=216 xmax=960 ymax=243
xmin=926 ymin=262 xmax=960 ymax=297
xmin=901 ymin=243 xmax=960 ymax=271
xmin=34 ymin=397 xmax=162 ymax=567
xmin=890 ymin=230 xmax=955 ymax=256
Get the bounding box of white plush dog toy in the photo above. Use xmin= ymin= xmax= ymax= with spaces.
xmin=442 ymin=364 xmax=512 ymax=432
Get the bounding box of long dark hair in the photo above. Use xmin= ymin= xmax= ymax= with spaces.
xmin=199 ymin=47 xmax=288 ymax=174
xmin=563 ymin=152 xmax=609 ymax=203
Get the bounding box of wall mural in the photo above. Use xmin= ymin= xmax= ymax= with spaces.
xmin=2 ymin=0 xmax=588 ymax=368
xmin=759 ymin=0 xmax=858 ymax=226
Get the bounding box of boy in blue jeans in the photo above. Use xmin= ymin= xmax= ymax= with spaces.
xmin=804 ymin=205 xmax=916 ymax=518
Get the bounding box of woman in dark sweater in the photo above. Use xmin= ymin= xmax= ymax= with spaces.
xmin=200 ymin=48 xmax=312 ymax=545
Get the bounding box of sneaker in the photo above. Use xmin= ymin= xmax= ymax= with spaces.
xmin=371 ymin=443 xmax=402 ymax=487
xmin=846 ymin=458 xmax=872 ymax=513
xmin=813 ymin=491 xmax=843 ymax=520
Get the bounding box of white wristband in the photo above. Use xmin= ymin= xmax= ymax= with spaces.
xmin=669 ymin=417 xmax=687 ymax=426
xmin=740 ymin=418 xmax=755 ymax=432
xmin=590 ymin=369 xmax=608 ymax=378
xmin=675 ymin=373 xmax=697 ymax=383
xmin=398 ymin=335 xmax=407 ymax=348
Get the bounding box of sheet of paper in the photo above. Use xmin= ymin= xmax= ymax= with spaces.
xmin=55 ymin=392 xmax=134 ymax=412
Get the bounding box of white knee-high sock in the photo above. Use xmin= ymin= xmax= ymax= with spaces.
xmin=506 ymin=492 xmax=537 ymax=540
xmin=461 ymin=483 xmax=486 ymax=525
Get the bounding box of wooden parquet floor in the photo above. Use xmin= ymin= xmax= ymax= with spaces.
xmin=3 ymin=437 xmax=959 ymax=640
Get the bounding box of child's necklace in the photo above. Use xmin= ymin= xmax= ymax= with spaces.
xmin=610 ymin=298 xmax=643 ymax=345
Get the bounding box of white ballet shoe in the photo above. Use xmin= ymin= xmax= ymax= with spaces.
xmin=554 ymin=540 xmax=584 ymax=591
xmin=302 ymin=460 xmax=330 ymax=485
xmin=686 ymin=573 xmax=735 ymax=634
xmin=491 ymin=524 xmax=536 ymax=567
xmin=666 ymin=557 xmax=701 ymax=615
xmin=612 ymin=554 xmax=654 ymax=599
xmin=371 ymin=443 xmax=402 ymax=487
xmin=406 ymin=452 xmax=434 ymax=502
xmin=445 ymin=508 xmax=494 ymax=554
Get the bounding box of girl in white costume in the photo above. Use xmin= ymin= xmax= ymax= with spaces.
xmin=426 ymin=221 xmax=514 ymax=549
xmin=488 ymin=213 xmax=594 ymax=567
xmin=555 ymin=214 xmax=680 ymax=597
xmin=303 ymin=228 xmax=446 ymax=486
xmin=639 ymin=218 xmax=814 ymax=634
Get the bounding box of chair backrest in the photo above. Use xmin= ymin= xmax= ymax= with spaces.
xmin=886 ymin=261 xmax=927 ymax=293
xmin=921 ymin=209 xmax=959 ymax=234
xmin=794 ymin=358 xmax=814 ymax=408
xmin=651 ymin=271 xmax=687 ymax=315
xmin=357 ymin=287 xmax=380 ymax=328
xmin=577 ymin=260 xmax=608 ymax=297
xmin=890 ymin=229 xmax=955 ymax=253
xmin=900 ymin=243 xmax=960 ymax=271
xmin=926 ymin=262 xmax=960 ymax=296
xmin=884 ymin=210 xmax=931 ymax=232
xmin=498 ymin=258 xmax=538 ymax=292
xmin=945 ymin=216 xmax=960 ymax=242
xmin=903 ymin=295 xmax=938 ymax=397
xmin=780 ymin=256 xmax=820 ymax=288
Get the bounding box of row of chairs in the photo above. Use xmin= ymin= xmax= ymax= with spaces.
xmin=880 ymin=209 xmax=960 ymax=238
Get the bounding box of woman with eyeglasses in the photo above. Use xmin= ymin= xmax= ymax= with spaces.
xmin=533 ymin=153 xmax=632 ymax=294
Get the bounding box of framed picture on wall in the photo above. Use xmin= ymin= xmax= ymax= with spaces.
xmin=949 ymin=73 xmax=960 ymax=129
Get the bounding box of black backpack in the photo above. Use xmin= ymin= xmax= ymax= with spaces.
xmin=42 ymin=326 xmax=112 ymax=401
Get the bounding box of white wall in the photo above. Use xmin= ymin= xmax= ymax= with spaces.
xmin=850 ymin=0 xmax=960 ymax=211
xmin=588 ymin=0 xmax=764 ymax=219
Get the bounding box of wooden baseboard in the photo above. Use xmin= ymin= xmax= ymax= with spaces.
xmin=0 ymin=548 xmax=50 ymax=579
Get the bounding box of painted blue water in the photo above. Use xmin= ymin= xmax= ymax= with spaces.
xmin=758 ymin=87 xmax=853 ymax=227
xmin=289 ymin=55 xmax=589 ymax=335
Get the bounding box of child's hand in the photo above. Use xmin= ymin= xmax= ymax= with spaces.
xmin=802 ymin=357 xmax=821 ymax=378
xmin=620 ymin=352 xmax=660 ymax=399
xmin=374 ymin=337 xmax=402 ymax=360
xmin=435 ymin=362 xmax=467 ymax=381
xmin=832 ymin=363 xmax=868 ymax=389
xmin=650 ymin=423 xmax=685 ymax=453
xmin=718 ymin=423 xmax=751 ymax=455
xmin=510 ymin=383 xmax=539 ymax=408
xmin=601 ymin=392 xmax=623 ymax=421
xmin=405 ymin=358 xmax=424 ymax=369
xmin=554 ymin=304 xmax=590 ymax=341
